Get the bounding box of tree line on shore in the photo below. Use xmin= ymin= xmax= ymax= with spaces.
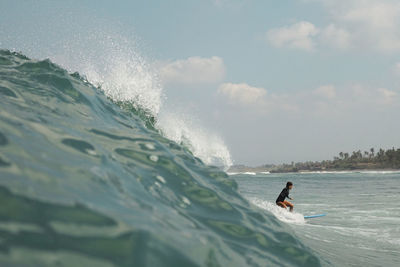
xmin=269 ymin=147 xmax=400 ymax=173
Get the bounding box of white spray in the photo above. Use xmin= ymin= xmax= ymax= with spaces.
xmin=33 ymin=29 xmax=233 ymax=169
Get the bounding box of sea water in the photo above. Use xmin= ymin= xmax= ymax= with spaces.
xmin=233 ymin=171 xmax=400 ymax=266
xmin=0 ymin=50 xmax=320 ymax=266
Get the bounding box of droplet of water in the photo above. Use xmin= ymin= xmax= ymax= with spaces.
xmin=156 ymin=175 xmax=166 ymax=184
xmin=149 ymin=155 xmax=158 ymax=162
xmin=182 ymin=196 xmax=191 ymax=205
xmin=145 ymin=143 xmax=155 ymax=150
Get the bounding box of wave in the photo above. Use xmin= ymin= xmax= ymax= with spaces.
xmin=227 ymin=171 xmax=270 ymax=176
xmin=243 ymin=172 xmax=257 ymax=175
xmin=299 ymin=170 xmax=400 ymax=175
xmin=0 ymin=49 xmax=320 ymax=266
xmin=249 ymin=198 xmax=306 ymax=225
xmin=13 ymin=28 xmax=232 ymax=169
xmin=227 ymin=172 xmax=256 ymax=176
xmin=156 ymin=111 xmax=232 ymax=168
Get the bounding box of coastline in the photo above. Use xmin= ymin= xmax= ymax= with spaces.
xmin=229 ymin=147 xmax=400 ymax=175
xmin=227 ymin=168 xmax=400 ymax=175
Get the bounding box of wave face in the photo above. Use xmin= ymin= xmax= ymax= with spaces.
xmin=0 ymin=50 xmax=320 ymax=266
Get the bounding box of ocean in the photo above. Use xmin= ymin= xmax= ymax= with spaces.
xmin=2 ymin=48 xmax=399 ymax=267
xmin=0 ymin=49 xmax=320 ymax=266
xmin=233 ymin=171 xmax=400 ymax=267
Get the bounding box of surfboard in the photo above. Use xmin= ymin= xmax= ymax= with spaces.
xmin=304 ymin=214 xmax=326 ymax=219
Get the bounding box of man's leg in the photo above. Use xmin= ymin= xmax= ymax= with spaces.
xmin=283 ymin=201 xmax=294 ymax=212
xmin=276 ymin=202 xmax=287 ymax=209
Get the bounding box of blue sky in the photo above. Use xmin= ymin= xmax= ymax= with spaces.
xmin=1 ymin=0 xmax=400 ymax=165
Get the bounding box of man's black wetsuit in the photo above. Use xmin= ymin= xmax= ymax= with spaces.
xmin=276 ymin=187 xmax=289 ymax=203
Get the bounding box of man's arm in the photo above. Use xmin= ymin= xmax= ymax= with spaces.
xmin=286 ymin=189 xmax=293 ymax=200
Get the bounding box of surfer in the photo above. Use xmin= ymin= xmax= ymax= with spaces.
xmin=276 ymin=182 xmax=294 ymax=212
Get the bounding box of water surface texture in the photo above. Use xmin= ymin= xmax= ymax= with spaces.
xmin=234 ymin=171 xmax=400 ymax=267
xmin=0 ymin=50 xmax=320 ymax=266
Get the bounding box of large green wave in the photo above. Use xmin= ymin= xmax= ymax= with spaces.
xmin=0 ymin=50 xmax=320 ymax=266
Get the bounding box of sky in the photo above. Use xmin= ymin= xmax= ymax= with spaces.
xmin=1 ymin=0 xmax=400 ymax=166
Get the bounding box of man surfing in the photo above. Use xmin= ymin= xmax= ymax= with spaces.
xmin=276 ymin=181 xmax=294 ymax=212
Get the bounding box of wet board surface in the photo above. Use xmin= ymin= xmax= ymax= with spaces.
xmin=304 ymin=214 xmax=326 ymax=219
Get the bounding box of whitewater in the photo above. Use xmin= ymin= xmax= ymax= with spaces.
xmin=235 ymin=171 xmax=400 ymax=267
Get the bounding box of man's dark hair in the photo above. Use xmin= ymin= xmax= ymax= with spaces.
xmin=286 ymin=181 xmax=293 ymax=188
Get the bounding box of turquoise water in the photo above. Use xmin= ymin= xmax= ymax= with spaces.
xmin=234 ymin=171 xmax=400 ymax=267
xmin=0 ymin=50 xmax=321 ymax=266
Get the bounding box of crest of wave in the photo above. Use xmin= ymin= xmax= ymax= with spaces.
xmin=49 ymin=32 xmax=162 ymax=116
xmin=156 ymin=111 xmax=233 ymax=168
xmin=41 ymin=30 xmax=232 ymax=169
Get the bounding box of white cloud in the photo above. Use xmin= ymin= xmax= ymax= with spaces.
xmin=345 ymin=84 xmax=399 ymax=107
xmin=340 ymin=1 xmax=399 ymax=30
xmin=159 ymin=56 xmax=226 ymax=85
xmin=336 ymin=1 xmax=400 ymax=52
xmin=270 ymin=1 xmax=400 ymax=52
xmin=313 ymin=85 xmax=337 ymax=99
xmin=378 ymin=88 xmax=397 ymax=104
xmin=217 ymin=81 xmax=399 ymax=118
xmin=302 ymin=0 xmax=400 ymax=52
xmin=266 ymin=21 xmax=319 ymax=51
xmin=266 ymin=21 xmax=350 ymax=51
xmin=217 ymin=83 xmax=267 ymax=106
xmin=319 ymin=24 xmax=351 ymax=49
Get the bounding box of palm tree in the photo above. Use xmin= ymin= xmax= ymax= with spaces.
xmin=357 ymin=150 xmax=363 ymax=160
xmin=377 ymin=148 xmax=385 ymax=161
xmin=370 ymin=148 xmax=375 ymax=158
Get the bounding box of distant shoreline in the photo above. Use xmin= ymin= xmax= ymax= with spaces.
xmin=227 ymin=168 xmax=400 ymax=175
xmin=229 ymin=147 xmax=400 ymax=175
xmin=270 ymin=167 xmax=400 ymax=174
